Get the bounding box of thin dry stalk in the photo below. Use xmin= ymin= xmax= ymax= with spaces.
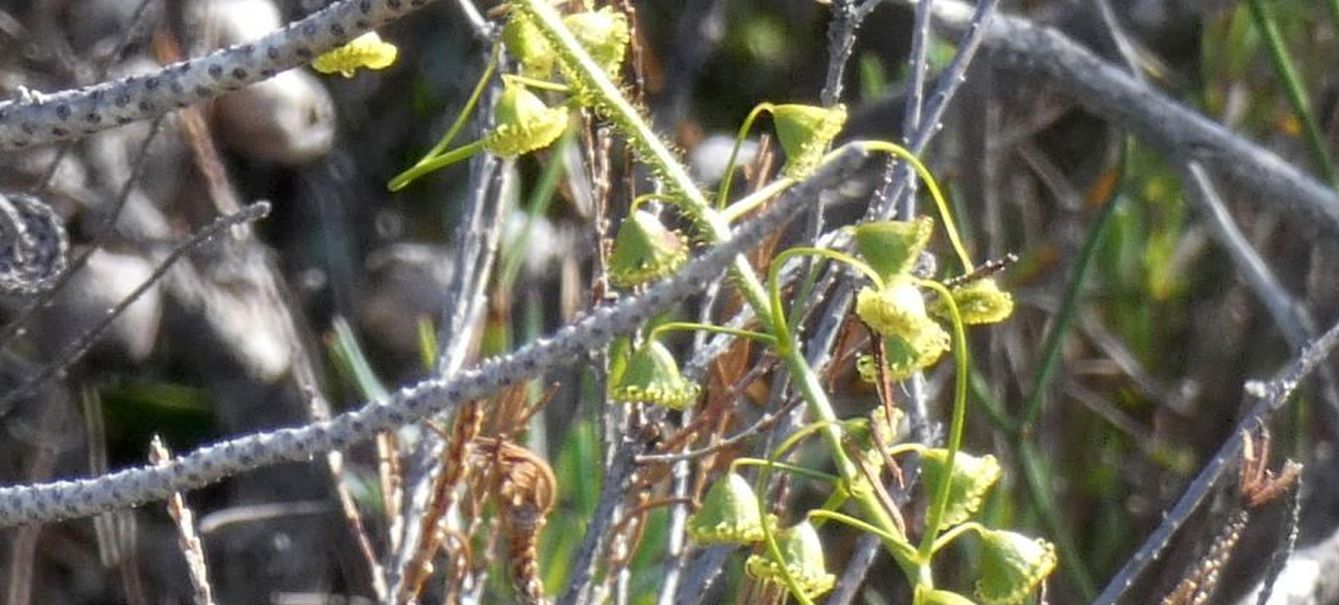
xmin=85 ymin=392 xmax=146 ymax=605
xmin=308 ymin=390 xmax=388 ymax=599
xmin=377 ymin=430 xmax=404 ymax=554
xmin=149 ymin=25 xmax=240 ymax=216
xmin=1159 ymin=509 xmax=1248 ymax=605
xmin=149 ymin=436 xmax=216 ymax=605
xmin=1159 ymin=430 xmax=1302 ymax=605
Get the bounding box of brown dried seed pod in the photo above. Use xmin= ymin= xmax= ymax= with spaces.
xmin=398 ymin=400 xmax=486 ymax=603
xmin=473 ymin=437 xmax=556 ymax=605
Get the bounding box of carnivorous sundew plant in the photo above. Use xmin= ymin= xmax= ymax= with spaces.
xmin=364 ymin=2 xmax=1054 ymax=603
xmin=2 ymin=0 xmax=1337 ymax=603
xmin=268 ymin=0 xmax=1062 ymax=602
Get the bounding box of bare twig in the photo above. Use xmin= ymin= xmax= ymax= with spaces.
xmin=1178 ymin=160 xmax=1339 ymax=428
xmin=28 ymin=0 xmax=157 ymax=192
xmin=886 ymin=0 xmax=1339 ymax=234
xmin=901 ymin=0 xmax=935 ymax=188
xmin=556 ymin=439 xmax=643 ymax=605
xmin=149 ymin=436 xmax=216 ymax=605
xmin=635 ymin=396 xmax=803 ymax=465
xmin=1094 ymin=314 xmax=1339 ymax=605
xmin=389 ymin=57 xmax=507 ymax=599
xmin=819 ymin=0 xmax=870 ymax=107
xmin=875 ymin=0 xmax=999 ymax=216
xmin=1250 ymin=478 xmax=1304 ymax=605
xmin=2 ymin=387 xmax=64 ymax=605
xmin=0 ymin=0 xmax=438 ymax=150
xmin=0 ymin=117 xmax=165 ymax=349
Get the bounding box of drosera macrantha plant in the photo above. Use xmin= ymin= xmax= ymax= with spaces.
xmin=389 ymin=2 xmax=1054 ymax=602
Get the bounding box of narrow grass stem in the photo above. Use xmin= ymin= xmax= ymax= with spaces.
xmin=1011 ymin=141 xmax=1132 ymax=599
xmin=1331 ymin=0 xmax=1339 ymax=68
xmin=499 ymin=132 xmax=572 ymax=291
xmin=1246 ymin=0 xmax=1338 ymax=187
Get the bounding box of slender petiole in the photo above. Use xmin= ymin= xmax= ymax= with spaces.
xmin=932 ymin=521 xmax=985 ymax=555
xmin=387 ymin=140 xmax=487 ymax=192
xmin=647 ymin=321 xmax=777 ymax=347
xmin=501 ymin=73 xmax=571 ymax=93
xmin=629 ymin=193 xmax=686 ymax=212
xmin=388 ymin=48 xmax=500 ymax=191
xmin=767 ymin=246 xmax=884 ymax=348
xmin=716 ymin=102 xmax=776 ymax=210
xmin=807 ymin=510 xmax=918 ymax=562
xmin=910 ymin=277 xmax=970 ymax=562
xmin=850 ymin=140 xmax=975 ymax=273
xmin=719 ymin=177 xmax=795 ymax=223
xmin=731 ymin=458 xmax=841 ymax=484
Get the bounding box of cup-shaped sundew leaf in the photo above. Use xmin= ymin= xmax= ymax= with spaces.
xmin=745 ymin=520 xmax=836 ymax=601
xmin=607 ymin=340 xmax=700 ymax=410
xmin=772 ymin=103 xmax=847 ymax=178
xmin=608 ymin=210 xmax=688 ymax=289
xmin=484 ymin=81 xmax=570 ymax=158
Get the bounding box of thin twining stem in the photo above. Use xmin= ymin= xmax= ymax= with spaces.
xmin=0 ymin=146 xmax=873 ymax=529
xmin=0 ymin=0 xmax=438 ymax=151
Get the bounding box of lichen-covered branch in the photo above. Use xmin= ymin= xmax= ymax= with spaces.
xmin=890 ymin=0 xmax=1339 ymax=235
xmin=0 ymin=0 xmax=437 ymax=151
xmin=1093 ymin=312 xmax=1339 ymax=605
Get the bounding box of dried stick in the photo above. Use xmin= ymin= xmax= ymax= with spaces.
xmin=389 ymin=55 xmax=507 ymax=599
xmin=149 ymin=436 xmax=216 ymax=605
xmin=0 ymin=0 xmax=438 ymax=150
xmin=555 ymin=440 xmax=643 ymax=605
xmin=875 ymin=0 xmax=999 ymax=216
xmin=1179 ymin=160 xmax=1339 ymax=427
xmin=27 ymin=0 xmax=157 ymax=193
xmin=886 ymin=0 xmax=1339 ymax=234
xmin=0 ymin=118 xmax=165 ymax=348
xmin=1093 ymin=314 xmax=1339 ymax=605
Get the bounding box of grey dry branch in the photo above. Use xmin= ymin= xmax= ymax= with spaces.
xmin=0 ymin=146 xmax=873 ymax=529
xmin=893 ymin=0 xmax=1339 ymax=236
xmin=1093 ymin=312 xmax=1339 ymax=605
xmin=0 ymin=0 xmax=438 ymax=151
